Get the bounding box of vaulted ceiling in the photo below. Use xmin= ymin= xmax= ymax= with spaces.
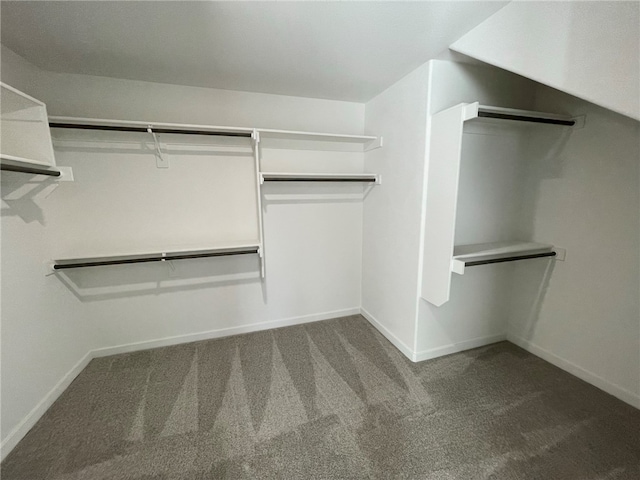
xmin=0 ymin=1 xmax=507 ymax=102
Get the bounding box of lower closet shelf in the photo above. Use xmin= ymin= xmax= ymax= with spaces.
xmin=451 ymin=241 xmax=556 ymax=275
xmin=52 ymin=243 xmax=260 ymax=270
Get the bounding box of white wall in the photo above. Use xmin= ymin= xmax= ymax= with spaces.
xmin=361 ymin=63 xmax=431 ymax=357
xmin=1 ymin=46 xmax=367 ymax=456
xmin=508 ymin=85 xmax=640 ymax=407
xmin=0 ymin=45 xmax=41 ymax=94
xmin=415 ymin=60 xmax=537 ymax=359
xmin=29 ymin=69 xmax=364 ymax=135
xmin=450 ymin=1 xmax=640 ymax=121
xmin=1 ymin=47 xmax=98 ymax=457
xmin=361 ymin=60 xmax=538 ymax=360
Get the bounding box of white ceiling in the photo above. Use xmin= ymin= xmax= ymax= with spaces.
xmin=0 ymin=1 xmax=507 ymax=102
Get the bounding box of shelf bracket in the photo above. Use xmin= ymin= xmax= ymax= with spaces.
xmin=148 ymin=126 xmax=169 ymax=168
xmin=57 ymin=166 xmax=74 ymax=182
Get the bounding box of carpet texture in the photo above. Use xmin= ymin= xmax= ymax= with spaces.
xmin=2 ymin=315 xmax=639 ymax=479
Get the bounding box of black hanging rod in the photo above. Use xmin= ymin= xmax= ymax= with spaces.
xmin=53 ymin=247 xmax=259 ymax=270
xmin=49 ymin=122 xmax=253 ymax=138
xmin=466 ymin=251 xmax=557 ymax=268
xmin=1 ymin=163 xmax=61 ymax=177
xmin=264 ymin=177 xmax=376 ymax=182
xmin=477 ymin=111 xmax=575 ymax=126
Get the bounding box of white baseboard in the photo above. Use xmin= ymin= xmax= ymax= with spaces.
xmin=360 ymin=307 xmax=507 ymax=363
xmin=360 ymin=307 xmax=416 ymax=361
xmin=1 ymin=307 xmax=360 ymax=460
xmin=0 ymin=351 xmax=93 ymax=461
xmin=508 ymin=334 xmax=640 ymax=409
xmin=414 ymin=333 xmax=507 ymax=362
xmin=91 ymin=307 xmax=360 ymax=358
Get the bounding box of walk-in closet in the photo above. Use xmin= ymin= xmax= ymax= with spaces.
xmin=1 ymin=2 xmax=639 ymax=479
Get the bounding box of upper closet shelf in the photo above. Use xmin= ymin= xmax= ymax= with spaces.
xmin=466 ymin=103 xmax=582 ymax=127
xmin=260 ymin=172 xmax=380 ymax=184
xmin=257 ymin=128 xmax=382 ymax=151
xmin=49 ymin=116 xmax=254 ymax=137
xmin=451 ymin=241 xmax=556 ymax=275
xmin=1 ymin=83 xmax=57 ymax=168
xmin=48 ymin=117 xmax=384 ymax=149
xmin=477 ymin=105 xmax=576 ymax=126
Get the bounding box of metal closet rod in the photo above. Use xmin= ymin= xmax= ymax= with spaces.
xmin=49 ymin=122 xmax=253 ymax=138
xmin=263 ymin=177 xmax=376 ymax=182
xmin=1 ymin=163 xmax=61 ymax=177
xmin=477 ymin=111 xmax=575 ymax=126
xmin=53 ymin=247 xmax=259 ymax=270
xmin=465 ymin=251 xmax=557 ymax=268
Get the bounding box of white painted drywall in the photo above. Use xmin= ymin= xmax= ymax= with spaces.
xmin=361 ymin=63 xmax=431 ymax=356
xmin=31 ymin=70 xmax=365 ymax=134
xmin=0 ymin=45 xmax=41 ymax=94
xmin=416 ymin=60 xmax=538 ymax=358
xmin=508 ymin=85 xmax=640 ymax=407
xmin=362 ymin=60 xmax=538 ymax=359
xmin=1 ymin=46 xmax=366 ymax=454
xmin=1 ymin=47 xmax=97 ymax=457
xmin=450 ymin=1 xmax=640 ymax=121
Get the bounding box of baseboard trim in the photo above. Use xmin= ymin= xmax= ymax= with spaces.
xmin=1 ymin=307 xmax=360 ymax=460
xmin=508 ymin=334 xmax=640 ymax=409
xmin=360 ymin=307 xmax=416 ymax=361
xmin=414 ymin=333 xmax=507 ymax=362
xmin=0 ymin=351 xmax=93 ymax=461
xmin=91 ymin=307 xmax=361 ymax=358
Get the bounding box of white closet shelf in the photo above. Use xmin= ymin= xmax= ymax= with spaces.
xmin=48 ymin=116 xmax=254 ymax=137
xmin=451 ymin=241 xmax=556 ymax=275
xmin=48 ymin=117 xmax=384 ymax=147
xmin=260 ymin=172 xmax=380 ymax=184
xmin=2 ymin=83 xmax=57 ymax=168
xmin=52 ymin=243 xmax=261 ymax=270
xmin=257 ymin=128 xmax=378 ymax=144
xmin=472 ymin=104 xmax=577 ymax=126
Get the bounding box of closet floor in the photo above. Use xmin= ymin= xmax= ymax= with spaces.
xmin=2 ymin=315 xmax=639 ymax=479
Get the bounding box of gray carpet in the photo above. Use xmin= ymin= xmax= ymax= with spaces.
xmin=2 ymin=315 xmax=639 ymax=479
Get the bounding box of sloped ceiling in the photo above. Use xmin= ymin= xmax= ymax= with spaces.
xmin=450 ymin=1 xmax=640 ymax=121
xmin=1 ymin=1 xmax=507 ymax=102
